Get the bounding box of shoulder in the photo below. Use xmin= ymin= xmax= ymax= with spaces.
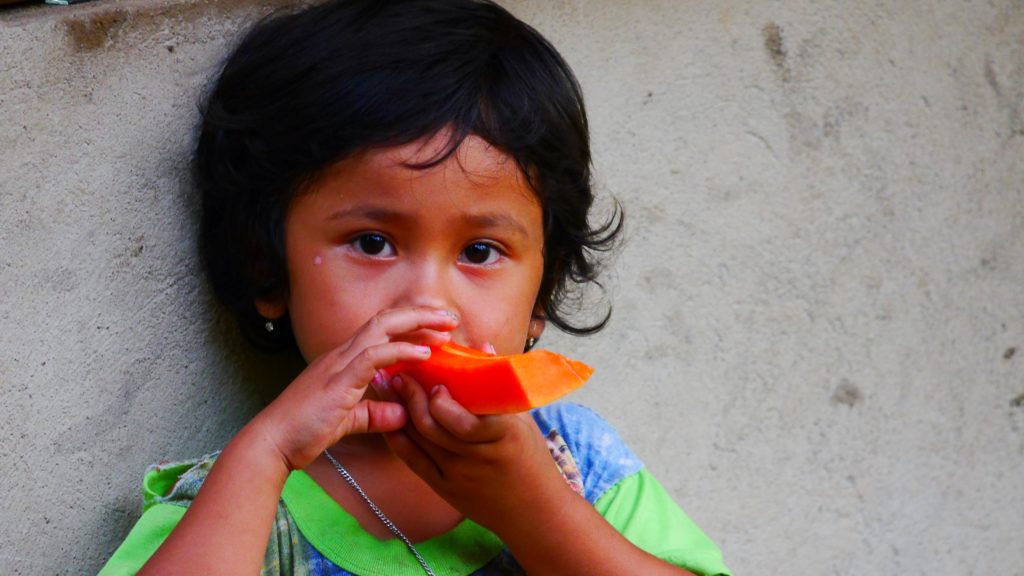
xmin=530 ymin=403 xmax=644 ymax=504
xmin=141 ymin=451 xmax=220 ymax=511
xmin=531 ymin=405 xmax=732 ymax=576
xmin=98 ymin=453 xmax=223 ymax=576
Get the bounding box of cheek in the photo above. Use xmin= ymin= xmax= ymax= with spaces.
xmin=491 ymin=277 xmax=544 ymax=353
xmin=286 ymin=259 xmax=361 ymax=360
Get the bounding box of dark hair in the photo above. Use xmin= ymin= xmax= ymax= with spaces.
xmin=195 ymin=0 xmax=622 ymax=351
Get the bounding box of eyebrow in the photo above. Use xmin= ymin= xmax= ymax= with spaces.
xmin=325 ymin=206 xmax=530 ymax=239
xmin=324 ymin=206 xmax=402 ymax=223
xmin=462 ymin=212 xmax=530 ymax=239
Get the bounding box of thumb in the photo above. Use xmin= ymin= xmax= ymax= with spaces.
xmin=346 ymin=400 xmax=408 ymax=435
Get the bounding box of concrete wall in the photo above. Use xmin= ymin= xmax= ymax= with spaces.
xmin=1 ymin=0 xmax=1021 ymax=573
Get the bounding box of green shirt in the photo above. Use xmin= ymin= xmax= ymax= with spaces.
xmin=101 ymin=403 xmax=730 ymax=575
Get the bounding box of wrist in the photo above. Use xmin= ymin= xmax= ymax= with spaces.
xmin=228 ymin=419 xmax=295 ymax=480
xmin=487 ymin=469 xmax=581 ymax=543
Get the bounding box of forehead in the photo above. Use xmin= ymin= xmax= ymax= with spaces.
xmin=310 ymin=133 xmax=539 ymax=205
xmin=366 ymin=133 xmax=526 ymax=185
xmin=299 ymin=133 xmax=543 ymax=232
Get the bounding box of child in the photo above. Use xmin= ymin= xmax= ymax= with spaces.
xmin=100 ymin=1 xmax=729 ymax=574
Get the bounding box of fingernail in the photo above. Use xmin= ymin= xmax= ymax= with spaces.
xmin=430 ymin=384 xmax=445 ymax=398
xmin=370 ymin=372 xmax=392 ymax=398
xmin=435 ymin=309 xmax=458 ymax=321
xmin=391 ymin=375 xmax=403 ymax=390
xmin=484 ymin=342 xmax=497 ymax=355
xmin=415 ymin=345 xmax=431 ymax=356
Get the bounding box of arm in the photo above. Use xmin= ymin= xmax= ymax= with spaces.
xmin=386 ymin=377 xmax=696 ymax=576
xmin=137 ymin=423 xmax=290 ymax=575
xmin=137 ymin=307 xmax=456 ymax=575
xmin=495 ymin=471 xmax=698 ymax=576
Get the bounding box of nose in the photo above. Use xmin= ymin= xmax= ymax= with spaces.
xmin=394 ymin=256 xmax=458 ymax=317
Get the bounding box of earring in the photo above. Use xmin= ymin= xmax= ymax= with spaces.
xmin=265 ymin=320 xmax=274 ymax=333
xmin=525 ymin=316 xmax=544 ymax=351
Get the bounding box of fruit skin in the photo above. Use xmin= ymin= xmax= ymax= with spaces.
xmin=386 ymin=343 xmax=593 ymax=414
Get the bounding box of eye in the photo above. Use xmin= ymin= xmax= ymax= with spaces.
xmin=460 ymin=242 xmax=502 ymax=265
xmin=352 ymin=233 xmax=395 ymax=257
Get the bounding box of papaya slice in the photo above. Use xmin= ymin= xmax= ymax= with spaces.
xmin=387 ymin=343 xmax=593 ymax=414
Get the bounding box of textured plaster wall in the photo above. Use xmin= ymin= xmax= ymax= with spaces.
xmin=1 ymin=0 xmax=1021 ymax=574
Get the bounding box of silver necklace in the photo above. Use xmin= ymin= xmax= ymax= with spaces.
xmin=323 ymin=449 xmax=437 ymax=576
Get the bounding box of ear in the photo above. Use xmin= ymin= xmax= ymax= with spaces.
xmin=528 ymin=305 xmax=546 ymax=339
xmin=254 ymin=295 xmax=287 ymax=321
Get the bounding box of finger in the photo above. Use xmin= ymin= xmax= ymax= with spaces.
xmin=399 ymin=421 xmax=462 ymax=475
xmin=428 ymin=385 xmax=507 ymax=443
xmin=384 ymin=429 xmax=443 ymax=483
xmin=391 ymin=328 xmax=455 ymax=346
xmin=347 ymin=307 xmax=459 ymax=353
xmin=344 ymin=399 xmax=407 ymax=435
xmin=368 ymin=370 xmax=401 ymax=403
xmin=392 ymin=375 xmax=465 ymax=452
xmin=325 ymin=341 xmax=432 ymax=400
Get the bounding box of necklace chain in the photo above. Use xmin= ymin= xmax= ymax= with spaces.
xmin=323 ymin=449 xmax=437 ymax=576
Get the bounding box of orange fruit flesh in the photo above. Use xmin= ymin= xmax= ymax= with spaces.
xmin=388 ymin=343 xmax=593 ymax=414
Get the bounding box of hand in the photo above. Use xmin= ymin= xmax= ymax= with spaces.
xmin=385 ymin=351 xmax=696 ymax=576
xmin=384 ymin=370 xmax=573 ymax=532
xmin=249 ymin=307 xmax=459 ymax=471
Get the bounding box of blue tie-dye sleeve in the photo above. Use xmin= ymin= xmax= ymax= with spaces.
xmin=530 ymin=403 xmax=645 ymax=505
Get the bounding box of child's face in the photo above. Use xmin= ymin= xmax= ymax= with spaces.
xmin=268 ymin=134 xmax=545 ymax=362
